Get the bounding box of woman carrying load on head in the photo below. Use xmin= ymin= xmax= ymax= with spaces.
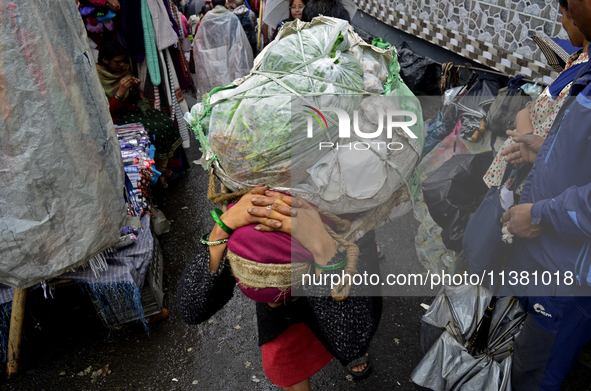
xmin=483 ymin=0 xmax=589 ymax=191
xmin=96 ymin=39 xmax=183 ymax=187
xmin=177 ymin=187 xmax=381 ymax=391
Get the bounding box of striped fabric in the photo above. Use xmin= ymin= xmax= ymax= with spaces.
xmin=0 ymin=215 xmax=154 ymax=305
xmin=164 ymin=50 xmax=190 ymax=144
xmin=138 ymin=59 xmax=162 ymax=111
xmin=154 ymin=86 xmax=161 ymax=111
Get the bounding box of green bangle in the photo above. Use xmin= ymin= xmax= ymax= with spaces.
xmin=313 ymin=256 xmax=348 ymax=271
xmin=200 ymin=232 xmax=229 ymax=246
xmin=211 ymin=208 xmax=234 ymax=235
xmin=114 ymin=93 xmax=123 ymax=101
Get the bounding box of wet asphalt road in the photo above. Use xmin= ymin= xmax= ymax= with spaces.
xmin=2 ymin=95 xmax=591 ymax=391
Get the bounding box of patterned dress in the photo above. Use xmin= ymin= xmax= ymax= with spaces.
xmin=483 ymin=51 xmax=589 ymax=193
xmin=117 ymin=109 xmax=182 ymax=160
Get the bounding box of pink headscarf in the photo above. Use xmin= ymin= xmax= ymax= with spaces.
xmin=226 ymin=200 xmax=345 ymax=302
xmin=227 ymin=202 xmax=313 ymax=302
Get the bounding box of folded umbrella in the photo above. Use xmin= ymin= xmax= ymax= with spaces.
xmin=422 ymin=152 xmax=494 ymax=252
xmin=532 ymin=34 xmax=582 ymax=73
xmin=412 ymin=285 xmax=526 ymax=391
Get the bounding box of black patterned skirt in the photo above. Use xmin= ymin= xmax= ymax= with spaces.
xmin=117 ymin=109 xmax=182 ymax=160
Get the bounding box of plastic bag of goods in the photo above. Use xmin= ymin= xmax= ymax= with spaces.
xmin=189 ymin=17 xmax=424 ymax=215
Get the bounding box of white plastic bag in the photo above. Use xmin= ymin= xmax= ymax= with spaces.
xmin=307 ymin=141 xmax=388 ymax=200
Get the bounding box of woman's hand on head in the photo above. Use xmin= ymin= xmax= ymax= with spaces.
xmin=249 ymin=191 xmax=336 ymax=263
xmin=248 ymin=192 xmax=295 ymax=235
xmin=217 ymin=187 xmax=285 ymax=232
xmin=206 ymin=186 xmax=271 ymax=273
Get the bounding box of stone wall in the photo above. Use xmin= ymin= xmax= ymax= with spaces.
xmin=358 ymin=0 xmax=567 ymax=82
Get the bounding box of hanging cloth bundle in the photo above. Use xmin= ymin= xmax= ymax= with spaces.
xmin=161 ymin=50 xmax=190 ymax=147
xmin=141 ymin=0 xmax=161 ymax=86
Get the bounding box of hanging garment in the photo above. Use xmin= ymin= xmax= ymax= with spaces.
xmin=147 ymin=0 xmax=178 ymax=50
xmin=141 ymin=0 xmax=161 ymax=86
xmin=137 ymin=60 xmax=162 ymax=110
xmin=165 ymin=49 xmax=189 ymax=114
xmin=161 ymin=50 xmax=190 ymax=148
xmin=169 ymin=44 xmax=197 ymax=98
xmin=163 ymin=0 xmax=181 ymax=36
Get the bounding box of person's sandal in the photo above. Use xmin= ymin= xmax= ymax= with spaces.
xmin=347 ymin=355 xmax=371 ymax=379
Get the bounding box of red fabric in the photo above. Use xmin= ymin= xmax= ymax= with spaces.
xmin=262 ymin=322 xmax=333 ymax=387
xmin=108 ymin=95 xmax=125 ymax=123
xmin=227 ymin=229 xmax=312 ymax=302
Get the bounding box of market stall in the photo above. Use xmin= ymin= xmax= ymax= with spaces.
xmin=0 ymin=0 xmax=192 ymax=377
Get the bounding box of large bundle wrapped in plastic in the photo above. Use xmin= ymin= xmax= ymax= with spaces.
xmin=0 ymin=0 xmax=127 ymax=289
xmin=189 ymin=17 xmax=424 ymax=215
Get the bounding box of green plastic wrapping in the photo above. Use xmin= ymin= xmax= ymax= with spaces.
xmin=190 ymin=17 xmax=424 ymax=215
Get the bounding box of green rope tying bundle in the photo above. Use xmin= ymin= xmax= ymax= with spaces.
xmin=192 ymin=85 xmax=237 ymax=168
xmin=369 ymin=38 xmax=423 ymax=201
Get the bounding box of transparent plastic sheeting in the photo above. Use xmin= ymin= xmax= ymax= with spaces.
xmin=411 ymin=285 xmax=525 ymax=391
xmin=0 ymin=1 xmax=126 ymax=289
xmin=193 ymin=6 xmax=254 ymax=99
xmin=189 ymin=17 xmax=423 ymax=215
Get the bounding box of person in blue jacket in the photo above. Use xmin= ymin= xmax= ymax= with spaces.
xmin=500 ymin=1 xmax=591 ymax=388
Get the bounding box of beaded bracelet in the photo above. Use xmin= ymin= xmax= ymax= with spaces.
xmin=211 ymin=208 xmax=234 ymax=235
xmin=313 ymin=256 xmax=348 ymax=271
xmin=200 ymin=232 xmax=229 ymax=246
